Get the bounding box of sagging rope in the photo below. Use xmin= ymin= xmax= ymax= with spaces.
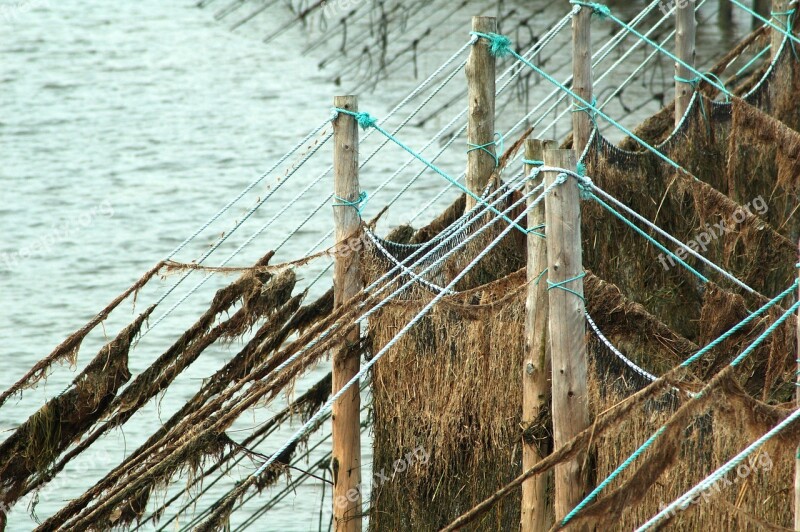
xmin=240 ymin=176 xmax=564 ymax=489
xmin=560 ymin=288 xmax=800 ymax=527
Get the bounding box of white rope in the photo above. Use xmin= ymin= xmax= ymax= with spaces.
xmin=637 ymin=406 xmax=800 ymax=531
xmin=246 ymin=176 xmax=563 ymax=482
xmin=589 ymin=183 xmax=758 ymax=294
xmin=163 ymin=117 xmax=331 ymax=263
xmin=141 ymin=40 xmax=474 ymax=337
xmin=585 ymin=311 xmax=658 ymax=382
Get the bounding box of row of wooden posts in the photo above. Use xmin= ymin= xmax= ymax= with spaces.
xmin=327 ymin=2 xmax=798 ymax=530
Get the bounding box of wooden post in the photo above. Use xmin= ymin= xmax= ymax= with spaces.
xmin=795 ymin=239 xmax=800 ymax=532
xmin=771 ymin=0 xmax=791 ymax=55
xmin=522 ymin=140 xmax=556 ymax=531
xmin=543 ymin=148 xmax=590 ymax=522
xmin=718 ymin=0 xmax=733 ymax=27
xmin=465 ymin=16 xmax=497 ymax=211
xmin=331 ymin=95 xmax=363 ymax=532
xmin=675 ymin=0 xmax=696 ymax=126
xmin=572 ymin=3 xmax=593 ymax=157
xmin=754 ymin=0 xmax=770 ymax=30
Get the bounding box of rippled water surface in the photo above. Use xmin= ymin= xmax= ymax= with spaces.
xmin=0 ymin=1 xmax=755 ymax=529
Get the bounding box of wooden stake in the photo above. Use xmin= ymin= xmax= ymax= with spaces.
xmin=465 ymin=16 xmax=497 ymax=211
xmin=795 ymin=239 xmax=800 ymax=532
xmin=675 ymin=0 xmax=697 ymax=126
xmin=543 ymin=148 xmax=590 ymax=522
xmin=331 ymin=95 xmax=363 ymax=532
xmin=718 ymin=0 xmax=733 ymax=27
xmin=572 ymin=4 xmax=593 ymax=157
xmin=522 ymin=140 xmax=555 ymax=531
xmin=771 ymin=0 xmax=792 ymax=55
xmin=754 ymin=0 xmax=770 ymax=30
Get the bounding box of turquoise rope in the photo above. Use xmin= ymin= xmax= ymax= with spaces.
xmin=332 ymin=190 xmax=368 ymax=215
xmin=561 ymin=279 xmax=799 ymax=527
xmin=735 ymin=44 xmax=772 ymax=78
xmin=674 ymin=75 xmax=700 ymax=87
xmin=467 ymin=132 xmax=504 ymax=167
xmin=772 ymin=9 xmax=800 ymax=61
xmin=331 ymin=107 xmax=536 ymax=235
xmin=681 ymin=279 xmax=799 ymax=367
xmin=561 ymin=426 xmax=667 ymax=525
xmin=570 ymin=1 xmax=733 ymax=98
xmin=469 ymin=32 xmax=688 ymax=173
xmin=588 ymin=192 xmax=709 ymax=284
xmin=731 ymin=300 xmax=800 ymax=366
xmin=730 ymin=0 xmax=800 ymax=47
xmin=547 ymin=272 xmax=586 ymax=302
xmin=534 ymin=267 xmax=548 ymax=286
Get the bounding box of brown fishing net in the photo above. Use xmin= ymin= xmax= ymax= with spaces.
xmin=366 ymin=31 xmax=800 ymax=532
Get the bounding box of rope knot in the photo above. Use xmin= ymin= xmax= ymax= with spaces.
xmin=331 ymin=107 xmax=377 ymax=130
xmin=469 ymin=31 xmax=512 ymax=58
xmin=547 ymin=272 xmax=586 ymax=302
xmin=674 ymin=75 xmax=701 ymax=89
xmin=333 ymin=190 xmax=368 ymax=215
xmin=467 ymin=132 xmax=504 ymax=167
xmin=353 ymin=111 xmax=377 ymax=130
xmin=575 ymin=164 xmax=593 ymax=199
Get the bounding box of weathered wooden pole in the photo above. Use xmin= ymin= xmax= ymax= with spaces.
xmin=543 ymin=148 xmax=590 ymax=522
xmin=795 ymin=239 xmax=800 ymax=532
xmin=572 ymin=3 xmax=593 ymax=157
xmin=521 ymin=139 xmax=556 ymax=532
xmin=754 ymin=0 xmax=771 ymax=30
xmin=718 ymin=0 xmax=733 ymax=27
xmin=771 ymin=0 xmax=792 ymax=55
xmin=675 ymin=0 xmax=697 ymax=125
xmin=331 ymin=95 xmax=363 ymax=532
xmin=465 ymin=16 xmax=497 ymax=211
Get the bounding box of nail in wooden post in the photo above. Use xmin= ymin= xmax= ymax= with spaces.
xmin=675 ymin=0 xmax=697 ymax=126
xmin=331 ymin=95 xmax=363 ymax=532
xmin=543 ymin=148 xmax=590 ymax=522
xmin=771 ymin=0 xmax=792 ymax=55
xmin=572 ymin=4 xmax=593 ymax=157
xmin=522 ymin=139 xmax=555 ymax=532
xmin=465 ymin=16 xmax=497 ymax=212
xmin=795 ymin=239 xmax=800 ymax=532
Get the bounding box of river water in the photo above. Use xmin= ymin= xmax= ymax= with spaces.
xmin=0 ymin=1 xmax=755 ymax=530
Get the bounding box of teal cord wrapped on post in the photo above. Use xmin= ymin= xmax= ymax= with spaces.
xmin=568 ymin=0 xmax=732 ymax=98
xmin=772 ymin=9 xmax=799 ymax=61
xmin=330 ymin=106 xmax=530 ymax=235
xmin=468 ymin=31 xmax=689 ymax=174
xmin=467 ymin=132 xmax=504 ymax=167
xmin=546 ymin=272 xmax=586 ymax=302
xmin=674 ymin=75 xmax=700 ymax=88
xmin=572 ymin=96 xmax=599 ymax=132
xmin=332 ymin=190 xmax=368 ymax=215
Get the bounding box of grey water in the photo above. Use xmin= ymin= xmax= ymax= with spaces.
xmin=0 ymin=1 xmax=755 ymax=530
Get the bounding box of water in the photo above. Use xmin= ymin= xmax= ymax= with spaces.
xmin=0 ymin=1 xmax=755 ymax=529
